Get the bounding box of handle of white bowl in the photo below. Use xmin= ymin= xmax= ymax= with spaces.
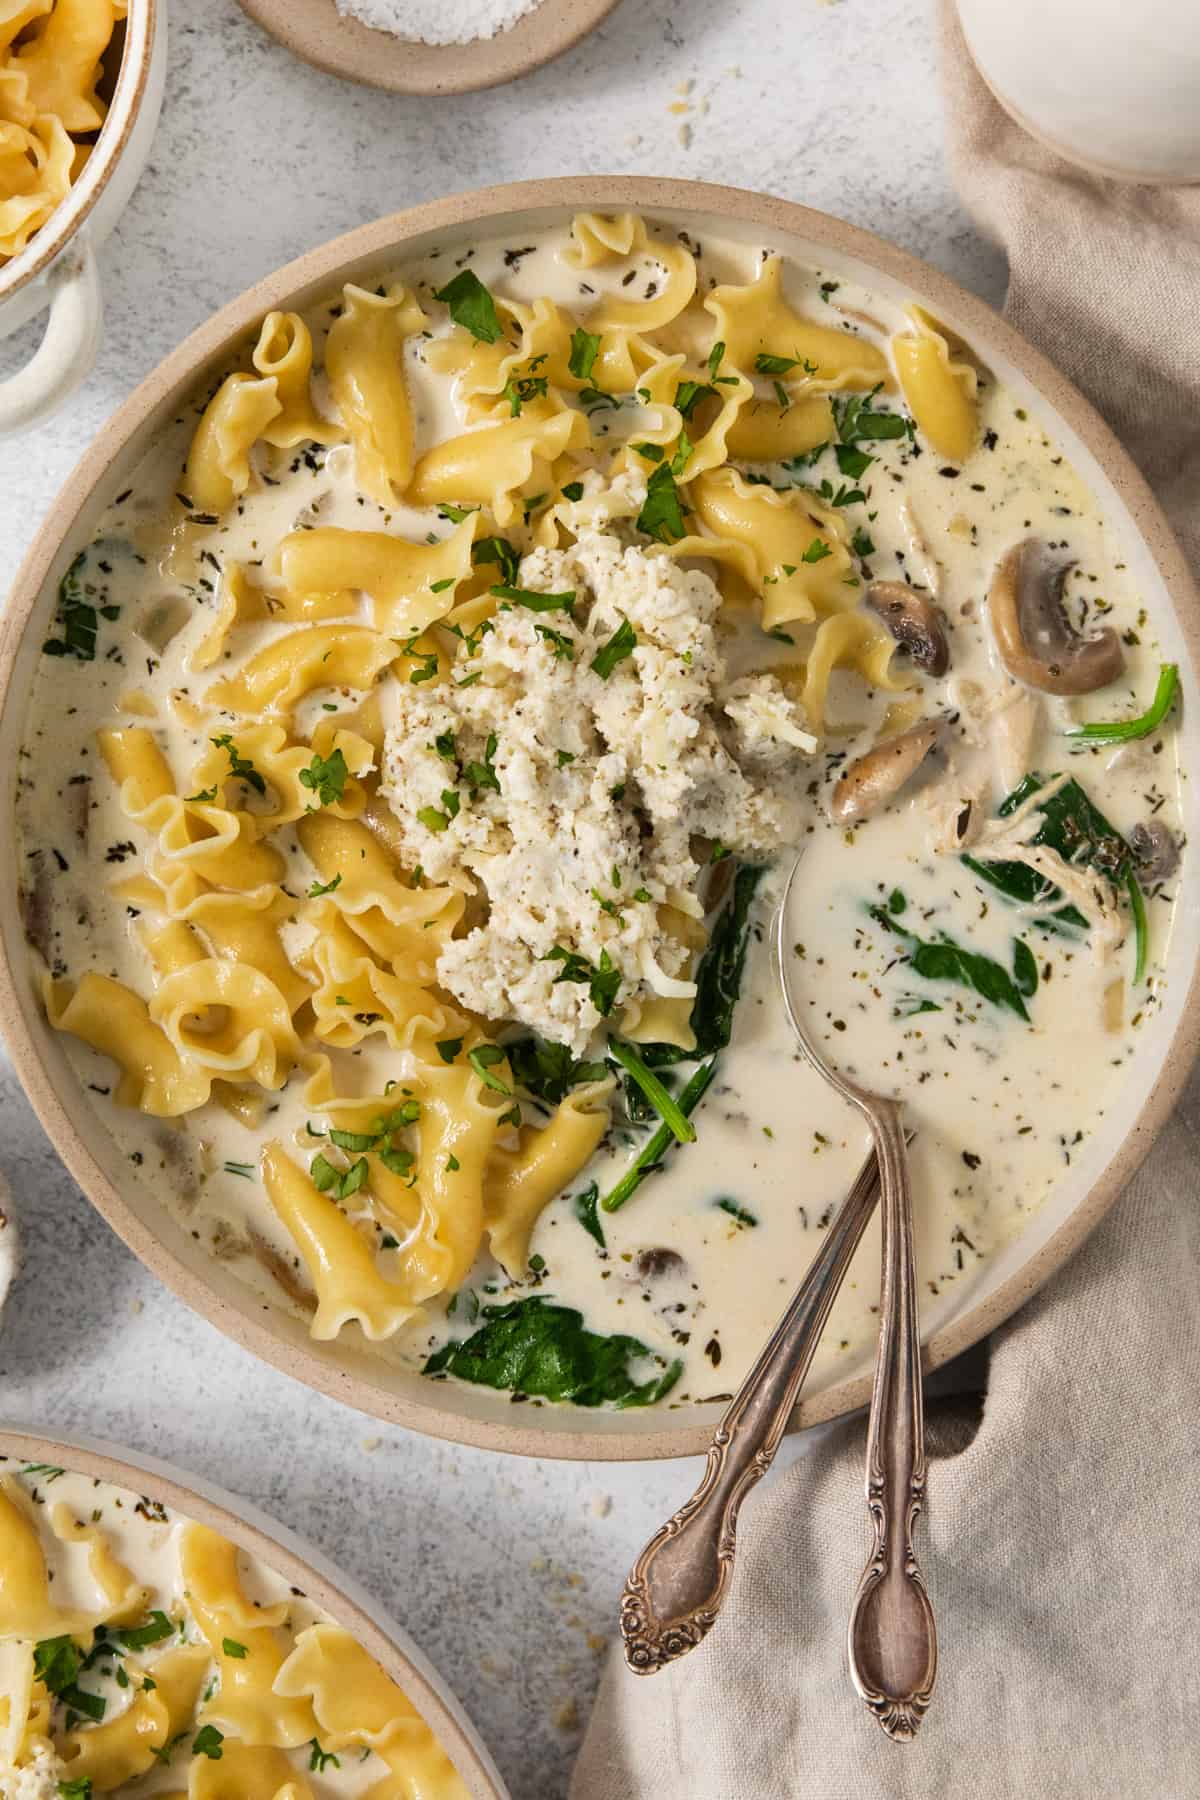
xmin=0 ymin=237 xmax=102 ymax=435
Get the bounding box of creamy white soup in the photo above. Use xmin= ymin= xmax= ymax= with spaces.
xmin=15 ymin=211 xmax=1181 ymax=1409
xmin=0 ymin=1456 xmax=467 ymax=1796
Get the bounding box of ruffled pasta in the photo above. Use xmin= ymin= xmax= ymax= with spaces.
xmin=706 ymin=255 xmax=892 ymax=394
xmin=185 ymin=375 xmax=283 ymax=515
xmin=325 ymin=282 xmax=427 ymax=505
xmin=891 ymin=304 xmax=980 ymax=463
xmin=0 ymin=1472 xmax=464 ymax=1796
xmin=409 ymin=405 xmax=588 ymax=526
xmin=683 ymin=467 xmax=858 ymax=626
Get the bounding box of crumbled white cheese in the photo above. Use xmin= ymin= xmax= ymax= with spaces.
xmin=0 ymin=1746 xmax=68 ymax=1799
xmin=381 ymin=523 xmax=814 ymax=1052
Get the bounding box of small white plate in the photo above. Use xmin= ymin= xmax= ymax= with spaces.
xmin=237 ymin=0 xmax=621 ymax=97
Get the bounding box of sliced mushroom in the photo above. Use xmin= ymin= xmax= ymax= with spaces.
xmin=1129 ymin=820 xmax=1179 ymax=885
xmin=635 ymin=1248 xmax=687 ymax=1282
xmin=865 ymin=581 xmax=950 ymax=676
xmin=988 ymin=539 xmax=1124 ymax=695
xmin=830 ymin=718 xmax=943 ymax=825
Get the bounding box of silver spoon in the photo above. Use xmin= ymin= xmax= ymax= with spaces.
xmin=774 ymin=854 xmax=936 ymax=1740
xmin=620 ymin=1137 xmax=888 ymax=1674
xmin=619 ymin=856 xmax=936 ymax=1740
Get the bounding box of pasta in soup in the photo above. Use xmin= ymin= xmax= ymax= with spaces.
xmin=0 ymin=1455 xmax=469 ymax=1797
xmin=0 ymin=0 xmax=125 ymax=264
xmin=16 ymin=212 xmax=1183 ymax=1410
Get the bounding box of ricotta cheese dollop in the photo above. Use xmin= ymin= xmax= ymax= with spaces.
xmin=381 ymin=523 xmax=816 ymax=1052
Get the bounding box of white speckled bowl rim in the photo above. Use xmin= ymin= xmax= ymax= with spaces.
xmin=2 ymin=177 xmax=1198 ymax=1462
xmin=0 ymin=1428 xmax=509 ymax=1797
xmin=235 ymin=0 xmax=620 ymax=98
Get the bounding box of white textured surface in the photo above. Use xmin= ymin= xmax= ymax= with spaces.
xmin=0 ymin=2 xmax=1004 ymax=1794
xmin=335 ymin=0 xmax=541 ymax=47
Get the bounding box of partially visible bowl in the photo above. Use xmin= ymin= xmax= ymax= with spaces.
xmin=1 ymin=177 xmax=1197 ymax=1461
xmin=0 ymin=1427 xmax=509 ymax=1799
xmin=0 ymin=0 xmax=166 ymax=434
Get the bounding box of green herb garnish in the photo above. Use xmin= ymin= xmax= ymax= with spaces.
xmin=868 ymin=902 xmax=1036 ymax=1021
xmin=544 ymin=945 xmax=622 ymax=1016
xmin=423 ymin=1296 xmax=681 ymax=1407
xmin=573 ymin=1181 xmax=605 ymax=1249
xmin=468 ymin=1043 xmax=512 ymax=1094
xmin=211 ymin=734 xmax=266 ymax=796
xmin=608 ymin=1040 xmax=696 ymax=1145
xmin=492 ymin=584 xmax=576 ymax=613
xmin=434 ymin=269 xmax=502 ymax=343
xmin=568 ymin=328 xmax=601 ymax=382
xmin=590 ymin=618 xmax=637 ymax=679
xmin=716 ymin=1197 xmax=757 ymax=1226
xmin=43 ymin=553 xmax=99 ymax=660
xmin=636 ymin=462 xmax=686 ymax=544
xmin=601 ymin=1060 xmax=718 ymax=1213
xmin=299 ymin=746 xmax=349 ymax=807
xmin=193 ymin=1725 xmax=224 ymax=1760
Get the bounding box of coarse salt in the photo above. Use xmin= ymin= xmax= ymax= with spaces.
xmin=335 ymin=0 xmax=543 ymax=45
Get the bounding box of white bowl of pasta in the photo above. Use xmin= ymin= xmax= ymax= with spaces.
xmin=1 ymin=177 xmax=1199 ymax=1462
xmin=0 ymin=1427 xmax=508 ymax=1796
xmin=0 ymin=0 xmax=166 ymax=434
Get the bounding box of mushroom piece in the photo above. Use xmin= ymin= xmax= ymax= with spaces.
xmin=829 ymin=718 xmax=944 ymax=825
xmin=865 ymin=580 xmax=950 ymax=676
xmin=988 ymin=538 xmax=1124 ymax=695
xmin=635 ymin=1248 xmax=687 ymax=1282
xmin=1129 ymin=820 xmax=1180 ymax=885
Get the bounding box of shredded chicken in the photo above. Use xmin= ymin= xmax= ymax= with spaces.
xmin=967 ymin=774 xmax=1126 ymax=960
xmin=897 ymin=497 xmax=941 ymax=597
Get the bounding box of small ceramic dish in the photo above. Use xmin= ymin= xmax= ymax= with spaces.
xmin=0 ymin=1427 xmax=509 ymax=1798
xmin=236 ymin=0 xmax=620 ymax=97
xmin=0 ymin=0 xmax=167 ymax=435
xmin=1 ymin=177 xmax=1198 ymax=1461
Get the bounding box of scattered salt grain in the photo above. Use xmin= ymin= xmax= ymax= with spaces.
xmin=335 ymin=0 xmax=543 ymax=46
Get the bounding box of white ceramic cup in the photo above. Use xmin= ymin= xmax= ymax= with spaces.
xmin=956 ymin=0 xmax=1200 ymax=184
xmin=0 ymin=0 xmax=166 ymax=435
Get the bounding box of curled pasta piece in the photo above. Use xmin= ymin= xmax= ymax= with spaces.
xmin=180 ymin=1523 xmax=318 ymax=1749
xmin=204 ymin=623 xmax=397 ymax=716
xmin=684 ymin=467 xmax=857 ymax=626
xmin=298 ymin=810 xmax=463 ymax=982
xmin=190 ymin=1742 xmax=314 ymax=1800
xmin=0 ymin=1478 xmax=93 ymax=1639
xmin=726 ymin=391 xmax=835 ymax=462
xmin=273 ymin=514 xmax=480 ymax=635
xmin=891 ymin=305 xmax=980 ymax=462
xmin=50 ymin=1503 xmax=150 ymax=1625
xmin=0 ymin=111 xmax=73 ymax=257
xmin=409 ymin=405 xmax=588 ymax=527
xmin=179 ymin=885 xmax=312 ymax=1017
xmin=185 ymin=374 xmax=283 ymax=515
xmin=304 ymin=923 xmax=462 ymax=1054
xmin=706 ymin=256 xmax=892 ymax=394
xmin=429 ymin=293 xmax=580 ymax=413
xmin=44 ymin=973 xmax=214 ymax=1116
xmin=190 ymin=563 xmax=356 ymax=672
xmin=0 ymin=3 xmax=51 ymax=55
xmin=260 ymin=1143 xmax=426 ymax=1339
xmin=185 ymin=720 xmax=372 ymax=828
xmin=60 ymin=1645 xmax=211 ymax=1789
xmin=564 ymin=210 xmax=698 ymax=336
xmin=800 ymin=610 xmax=910 ymax=733
xmin=275 ymin=1623 xmax=471 ymax=1798
xmin=148 ymin=959 xmax=305 ymax=1088
xmin=485 ymin=1078 xmax=612 ymax=1274
xmin=251 ymin=309 xmax=342 ymax=448
xmin=12 ymin=0 xmax=117 ymax=132
xmin=325 ymin=282 xmax=427 ymax=505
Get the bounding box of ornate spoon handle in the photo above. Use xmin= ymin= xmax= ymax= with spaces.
xmin=620 ymin=1145 xmax=884 ymax=1674
xmin=847 ymin=1099 xmax=937 ymax=1740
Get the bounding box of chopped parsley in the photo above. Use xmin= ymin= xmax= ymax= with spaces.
xmin=674 ymin=378 xmax=716 ymax=420
xmin=308 ymin=1741 xmax=341 ymax=1773
xmin=716 ymin=1196 xmax=758 ymax=1227
xmin=468 ymin=1043 xmax=512 ymax=1094
xmin=434 ymin=269 xmax=502 ymax=343
xmin=636 ymin=461 xmax=686 ymax=544
xmin=833 ymin=384 xmax=909 ymax=444
xmin=590 ymin=618 xmax=637 ymax=679
xmin=568 ymin=327 xmax=601 ymax=382
xmin=492 ymin=584 xmax=576 ymax=613
xmin=299 ymin=746 xmax=349 ymax=807
xmin=544 ymin=944 xmax=622 ymax=1016
xmin=310 ymin=1154 xmax=369 ymax=1201
xmin=562 ymin=481 xmax=584 ymax=501
xmin=193 ymin=1725 xmax=224 ymax=1760
xmin=221 ymin=1638 xmax=248 ymax=1659
xmin=473 ymin=536 xmax=520 ymax=585
xmin=211 ymin=734 xmax=266 ymax=796
xmin=436 ymin=1037 xmax=464 ymax=1063
xmin=800 ymin=537 xmax=833 ymax=564
xmin=308 ymin=872 xmax=342 ymax=898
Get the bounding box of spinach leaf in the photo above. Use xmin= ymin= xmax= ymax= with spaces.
xmin=869 ymin=905 xmax=1036 ymax=1021
xmin=423 ymin=1296 xmax=681 ymax=1406
xmin=42 ymin=552 xmax=98 ymax=660
xmin=573 ymin=1181 xmax=605 ymax=1249
xmin=961 ymin=772 xmax=1146 ymax=979
xmin=640 ymin=863 xmax=766 ymax=1068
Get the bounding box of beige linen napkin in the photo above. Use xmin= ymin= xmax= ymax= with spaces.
xmin=571 ymin=12 xmax=1200 ymax=1796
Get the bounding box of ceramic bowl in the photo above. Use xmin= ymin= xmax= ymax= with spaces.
xmin=956 ymin=0 xmax=1200 ymax=183
xmin=2 ymin=177 xmax=1197 ymax=1459
xmin=0 ymin=1427 xmax=509 ymax=1798
xmin=0 ymin=0 xmax=167 ymax=434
